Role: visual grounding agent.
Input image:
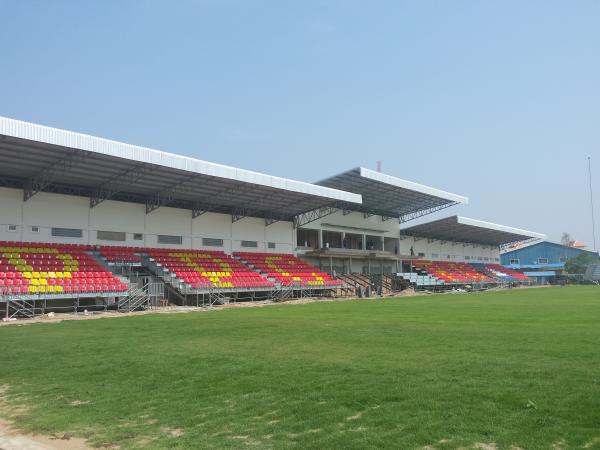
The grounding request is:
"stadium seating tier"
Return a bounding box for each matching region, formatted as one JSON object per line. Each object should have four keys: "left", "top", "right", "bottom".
{"left": 412, "top": 260, "right": 493, "bottom": 284}
{"left": 235, "top": 252, "right": 343, "bottom": 287}
{"left": 147, "top": 249, "right": 275, "bottom": 289}
{"left": 0, "top": 242, "right": 128, "bottom": 295}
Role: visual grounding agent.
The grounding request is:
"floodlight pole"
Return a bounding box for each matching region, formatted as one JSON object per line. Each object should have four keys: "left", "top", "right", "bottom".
{"left": 589, "top": 156, "right": 597, "bottom": 252}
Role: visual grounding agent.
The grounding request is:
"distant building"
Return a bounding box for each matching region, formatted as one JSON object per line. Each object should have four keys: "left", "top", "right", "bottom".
{"left": 501, "top": 241, "right": 598, "bottom": 268}
{"left": 501, "top": 241, "right": 599, "bottom": 284}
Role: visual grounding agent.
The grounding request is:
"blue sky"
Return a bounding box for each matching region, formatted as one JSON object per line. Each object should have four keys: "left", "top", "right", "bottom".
{"left": 1, "top": 0, "right": 599, "bottom": 248}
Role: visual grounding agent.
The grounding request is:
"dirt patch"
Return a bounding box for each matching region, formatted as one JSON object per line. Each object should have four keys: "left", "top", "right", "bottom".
{"left": 472, "top": 444, "right": 499, "bottom": 450}
{"left": 0, "top": 418, "right": 94, "bottom": 449}
{"left": 0, "top": 384, "right": 97, "bottom": 450}
{"left": 1, "top": 285, "right": 548, "bottom": 327}
{"left": 161, "top": 426, "right": 185, "bottom": 438}
{"left": 69, "top": 400, "right": 90, "bottom": 407}
{"left": 345, "top": 411, "right": 363, "bottom": 421}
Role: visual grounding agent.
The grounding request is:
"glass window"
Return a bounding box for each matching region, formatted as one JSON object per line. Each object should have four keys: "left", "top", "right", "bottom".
{"left": 202, "top": 238, "right": 223, "bottom": 247}
{"left": 157, "top": 235, "right": 182, "bottom": 245}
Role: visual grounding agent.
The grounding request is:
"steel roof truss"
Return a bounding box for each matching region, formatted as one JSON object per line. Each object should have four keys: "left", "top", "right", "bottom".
{"left": 23, "top": 149, "right": 90, "bottom": 201}
{"left": 90, "top": 163, "right": 159, "bottom": 208}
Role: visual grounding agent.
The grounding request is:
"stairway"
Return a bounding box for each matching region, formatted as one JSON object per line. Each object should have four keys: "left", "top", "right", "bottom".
{"left": 117, "top": 287, "right": 151, "bottom": 312}
{"left": 209, "top": 288, "right": 229, "bottom": 306}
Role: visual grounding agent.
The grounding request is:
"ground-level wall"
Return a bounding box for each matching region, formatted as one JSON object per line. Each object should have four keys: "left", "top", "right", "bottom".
{"left": 0, "top": 187, "right": 295, "bottom": 253}
{"left": 298, "top": 210, "right": 500, "bottom": 263}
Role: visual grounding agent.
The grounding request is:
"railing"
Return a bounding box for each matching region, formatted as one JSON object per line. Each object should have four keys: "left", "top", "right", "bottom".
{"left": 118, "top": 287, "right": 150, "bottom": 312}
{"left": 208, "top": 288, "right": 229, "bottom": 306}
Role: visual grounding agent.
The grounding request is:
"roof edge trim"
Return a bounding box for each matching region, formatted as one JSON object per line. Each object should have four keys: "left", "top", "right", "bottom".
{"left": 359, "top": 167, "right": 468, "bottom": 205}
{"left": 456, "top": 216, "right": 546, "bottom": 240}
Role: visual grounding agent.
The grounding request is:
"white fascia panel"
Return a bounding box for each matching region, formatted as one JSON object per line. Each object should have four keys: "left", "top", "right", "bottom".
{"left": 359, "top": 167, "right": 468, "bottom": 204}
{"left": 457, "top": 216, "right": 546, "bottom": 240}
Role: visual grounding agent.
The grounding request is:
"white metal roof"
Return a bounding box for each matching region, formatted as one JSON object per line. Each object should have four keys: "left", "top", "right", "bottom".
{"left": 401, "top": 215, "right": 546, "bottom": 246}
{"left": 316, "top": 167, "right": 468, "bottom": 221}
{"left": 0, "top": 116, "right": 361, "bottom": 221}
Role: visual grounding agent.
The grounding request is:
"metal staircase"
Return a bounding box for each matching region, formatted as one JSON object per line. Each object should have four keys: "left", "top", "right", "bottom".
{"left": 4, "top": 298, "right": 36, "bottom": 319}
{"left": 208, "top": 288, "right": 229, "bottom": 306}
{"left": 272, "top": 286, "right": 294, "bottom": 301}
{"left": 117, "top": 287, "right": 151, "bottom": 312}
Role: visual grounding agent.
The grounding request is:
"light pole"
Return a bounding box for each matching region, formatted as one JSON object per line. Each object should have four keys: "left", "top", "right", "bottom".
{"left": 589, "top": 156, "right": 597, "bottom": 252}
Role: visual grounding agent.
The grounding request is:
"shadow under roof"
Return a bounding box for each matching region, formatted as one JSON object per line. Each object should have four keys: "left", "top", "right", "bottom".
{"left": 0, "top": 117, "right": 361, "bottom": 222}
{"left": 315, "top": 167, "right": 468, "bottom": 221}
{"left": 401, "top": 216, "right": 546, "bottom": 246}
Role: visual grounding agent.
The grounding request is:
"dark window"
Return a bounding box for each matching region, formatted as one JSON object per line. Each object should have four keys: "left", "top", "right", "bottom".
{"left": 202, "top": 238, "right": 223, "bottom": 247}
{"left": 157, "top": 235, "right": 182, "bottom": 245}
{"left": 51, "top": 227, "right": 83, "bottom": 238}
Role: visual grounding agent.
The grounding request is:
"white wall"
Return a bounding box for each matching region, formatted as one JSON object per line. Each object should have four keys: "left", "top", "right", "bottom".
{"left": 399, "top": 235, "right": 500, "bottom": 263}
{"left": 300, "top": 210, "right": 400, "bottom": 249}
{"left": 296, "top": 210, "right": 500, "bottom": 262}
{"left": 0, "top": 186, "right": 500, "bottom": 261}
{"left": 0, "top": 187, "right": 294, "bottom": 253}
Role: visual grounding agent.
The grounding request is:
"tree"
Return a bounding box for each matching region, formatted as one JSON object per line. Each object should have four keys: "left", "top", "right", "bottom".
{"left": 561, "top": 232, "right": 573, "bottom": 246}
{"left": 564, "top": 252, "right": 599, "bottom": 274}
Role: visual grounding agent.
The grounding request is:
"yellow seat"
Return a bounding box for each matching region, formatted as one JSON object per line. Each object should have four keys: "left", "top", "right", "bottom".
{"left": 63, "top": 272, "right": 72, "bottom": 279}
{"left": 38, "top": 286, "right": 47, "bottom": 293}
{"left": 30, "top": 279, "right": 40, "bottom": 286}
{"left": 48, "top": 272, "right": 56, "bottom": 278}
{"left": 23, "top": 272, "right": 32, "bottom": 279}
{"left": 55, "top": 272, "right": 64, "bottom": 278}
{"left": 39, "top": 279, "right": 48, "bottom": 286}
{"left": 29, "top": 286, "right": 38, "bottom": 294}
{"left": 40, "top": 272, "right": 48, "bottom": 279}
{"left": 55, "top": 286, "right": 64, "bottom": 293}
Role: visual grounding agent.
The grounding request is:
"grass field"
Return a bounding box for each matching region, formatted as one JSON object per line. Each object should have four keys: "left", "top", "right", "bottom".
{"left": 1, "top": 286, "right": 600, "bottom": 449}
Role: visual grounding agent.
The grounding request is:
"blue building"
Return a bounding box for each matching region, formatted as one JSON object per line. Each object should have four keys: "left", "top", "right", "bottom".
{"left": 501, "top": 241, "right": 598, "bottom": 269}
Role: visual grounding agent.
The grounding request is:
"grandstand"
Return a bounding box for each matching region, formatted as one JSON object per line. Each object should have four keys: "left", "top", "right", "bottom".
{"left": 0, "top": 116, "right": 545, "bottom": 317}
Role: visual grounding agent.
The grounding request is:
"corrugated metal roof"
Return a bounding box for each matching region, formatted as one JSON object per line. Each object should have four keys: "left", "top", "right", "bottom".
{"left": 401, "top": 216, "right": 545, "bottom": 246}
{"left": 315, "top": 167, "right": 468, "bottom": 220}
{"left": 523, "top": 271, "right": 556, "bottom": 277}
{"left": 0, "top": 116, "right": 361, "bottom": 221}
{"left": 505, "top": 263, "right": 564, "bottom": 269}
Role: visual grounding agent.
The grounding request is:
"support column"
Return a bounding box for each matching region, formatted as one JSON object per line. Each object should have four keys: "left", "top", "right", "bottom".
{"left": 319, "top": 229, "right": 324, "bottom": 249}
{"left": 362, "top": 234, "right": 366, "bottom": 250}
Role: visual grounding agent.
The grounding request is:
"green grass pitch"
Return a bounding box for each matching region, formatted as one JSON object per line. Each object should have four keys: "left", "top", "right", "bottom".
{"left": 1, "top": 286, "right": 599, "bottom": 449}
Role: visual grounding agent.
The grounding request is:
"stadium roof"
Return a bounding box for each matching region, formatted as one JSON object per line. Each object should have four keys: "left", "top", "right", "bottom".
{"left": 0, "top": 116, "right": 361, "bottom": 223}
{"left": 400, "top": 216, "right": 546, "bottom": 246}
{"left": 315, "top": 167, "right": 468, "bottom": 221}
